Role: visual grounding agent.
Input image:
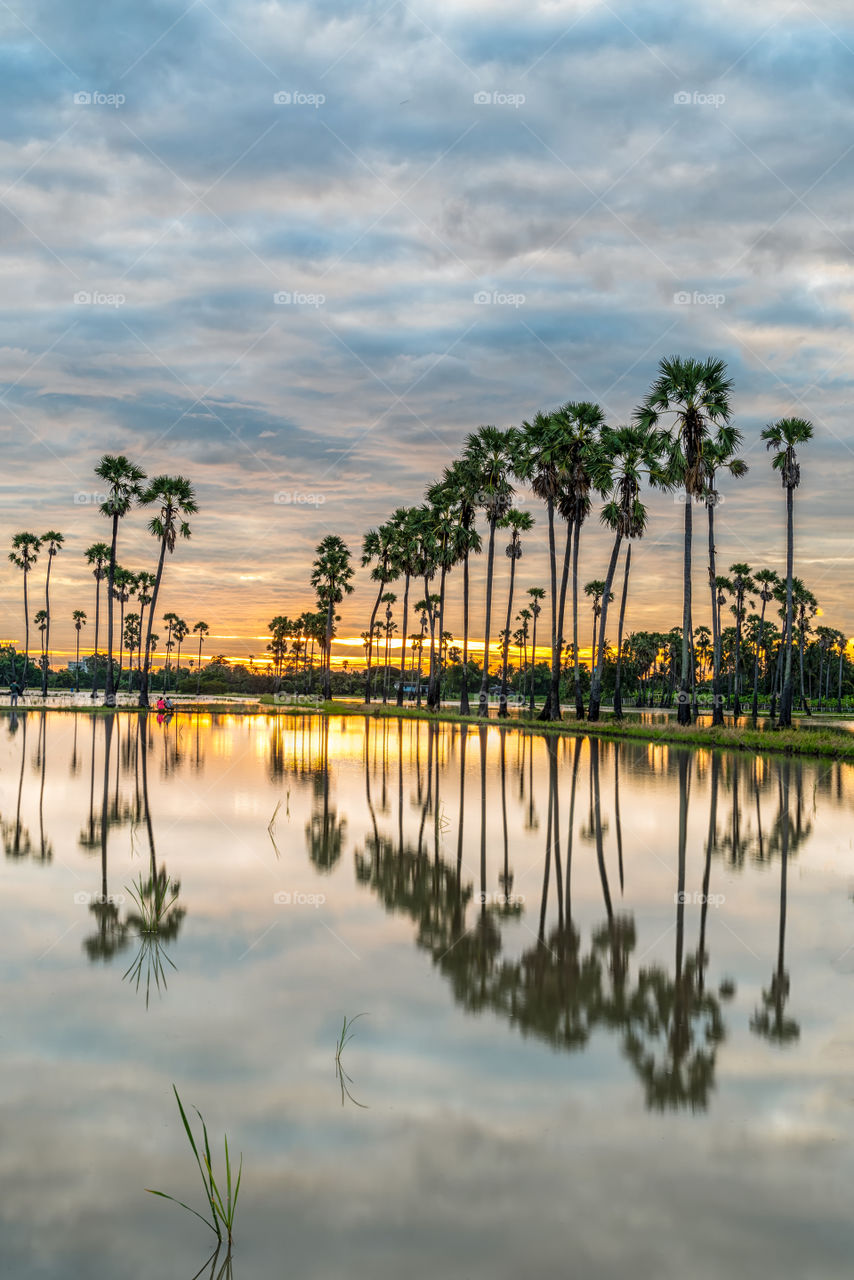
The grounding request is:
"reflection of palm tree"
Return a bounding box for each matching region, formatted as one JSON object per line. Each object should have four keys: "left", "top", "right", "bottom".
{"left": 621, "top": 752, "right": 730, "bottom": 1111}
{"left": 36, "top": 711, "right": 52, "bottom": 860}
{"left": 3, "top": 712, "right": 32, "bottom": 858}
{"left": 751, "top": 760, "right": 800, "bottom": 1044}
{"left": 84, "top": 716, "right": 131, "bottom": 962}
{"left": 305, "top": 719, "right": 346, "bottom": 871}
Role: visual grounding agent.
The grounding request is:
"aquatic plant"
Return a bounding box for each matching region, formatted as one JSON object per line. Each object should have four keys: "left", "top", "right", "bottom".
{"left": 147, "top": 1086, "right": 242, "bottom": 1246}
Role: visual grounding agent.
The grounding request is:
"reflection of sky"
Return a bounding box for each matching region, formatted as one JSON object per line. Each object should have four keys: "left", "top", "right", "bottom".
{"left": 0, "top": 712, "right": 853, "bottom": 1277}
{"left": 2, "top": 2, "right": 854, "bottom": 660}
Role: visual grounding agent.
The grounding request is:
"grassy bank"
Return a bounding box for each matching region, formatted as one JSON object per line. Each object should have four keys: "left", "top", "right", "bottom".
{"left": 4, "top": 695, "right": 854, "bottom": 762}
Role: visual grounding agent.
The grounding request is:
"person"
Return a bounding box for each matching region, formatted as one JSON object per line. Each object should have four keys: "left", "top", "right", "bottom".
{"left": 9, "top": 679, "right": 21, "bottom": 707}
{"left": 164, "top": 696, "right": 174, "bottom": 712}
{"left": 156, "top": 696, "right": 166, "bottom": 712}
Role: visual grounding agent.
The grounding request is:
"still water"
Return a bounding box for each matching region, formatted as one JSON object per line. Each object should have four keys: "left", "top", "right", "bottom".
{"left": 1, "top": 711, "right": 852, "bottom": 1278}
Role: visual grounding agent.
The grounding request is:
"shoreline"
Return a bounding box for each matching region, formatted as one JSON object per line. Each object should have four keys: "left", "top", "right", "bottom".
{"left": 3, "top": 695, "right": 854, "bottom": 762}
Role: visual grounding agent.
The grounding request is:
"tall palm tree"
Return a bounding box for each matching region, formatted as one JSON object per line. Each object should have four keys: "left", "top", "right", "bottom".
{"left": 701, "top": 426, "right": 748, "bottom": 724}
{"left": 123, "top": 613, "right": 140, "bottom": 689}
{"left": 8, "top": 533, "right": 41, "bottom": 689}
{"left": 759, "top": 417, "right": 813, "bottom": 727}
{"left": 137, "top": 476, "right": 197, "bottom": 709}
{"left": 173, "top": 618, "right": 189, "bottom": 688}
{"left": 84, "top": 542, "right": 110, "bottom": 699}
{"left": 463, "top": 426, "right": 514, "bottom": 715}
{"left": 94, "top": 455, "right": 146, "bottom": 705}
{"left": 751, "top": 569, "right": 778, "bottom": 720}
{"left": 497, "top": 509, "right": 534, "bottom": 716}
{"left": 527, "top": 586, "right": 545, "bottom": 714}
{"left": 584, "top": 580, "right": 612, "bottom": 693}
{"left": 193, "top": 621, "right": 209, "bottom": 695}
{"left": 588, "top": 423, "right": 662, "bottom": 720}
{"left": 636, "top": 356, "right": 734, "bottom": 724}
{"left": 39, "top": 531, "right": 64, "bottom": 697}
{"left": 133, "top": 571, "right": 156, "bottom": 680}
{"left": 361, "top": 520, "right": 398, "bottom": 704}
{"left": 72, "top": 609, "right": 87, "bottom": 693}
{"left": 311, "top": 535, "right": 354, "bottom": 701}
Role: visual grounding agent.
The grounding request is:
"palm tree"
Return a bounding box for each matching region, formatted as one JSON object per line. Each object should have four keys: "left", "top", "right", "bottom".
{"left": 39, "top": 531, "right": 64, "bottom": 697}
{"left": 193, "top": 621, "right": 209, "bottom": 695}
{"left": 361, "top": 520, "right": 398, "bottom": 704}
{"left": 94, "top": 455, "right": 147, "bottom": 705}
{"left": 636, "top": 356, "right": 734, "bottom": 724}
{"left": 123, "top": 613, "right": 140, "bottom": 689}
{"left": 133, "top": 571, "right": 156, "bottom": 680}
{"left": 34, "top": 609, "right": 48, "bottom": 681}
{"left": 701, "top": 426, "right": 748, "bottom": 724}
{"left": 161, "top": 611, "right": 179, "bottom": 691}
{"left": 752, "top": 569, "right": 778, "bottom": 720}
{"left": 759, "top": 417, "right": 814, "bottom": 727}
{"left": 728, "top": 563, "right": 754, "bottom": 718}
{"left": 389, "top": 506, "right": 427, "bottom": 708}
{"left": 72, "top": 609, "right": 87, "bottom": 692}
{"left": 173, "top": 617, "right": 189, "bottom": 688}
{"left": 380, "top": 592, "right": 397, "bottom": 703}
{"left": 584, "top": 580, "right": 611, "bottom": 687}
{"left": 497, "top": 509, "right": 534, "bottom": 716}
{"left": 8, "top": 533, "right": 41, "bottom": 689}
{"left": 84, "top": 542, "right": 110, "bottom": 699}
{"left": 588, "top": 423, "right": 662, "bottom": 720}
{"left": 311, "top": 535, "right": 354, "bottom": 701}
{"left": 792, "top": 578, "right": 817, "bottom": 714}
{"left": 463, "top": 426, "right": 514, "bottom": 715}
{"left": 527, "top": 586, "right": 545, "bottom": 714}
{"left": 137, "top": 476, "right": 197, "bottom": 708}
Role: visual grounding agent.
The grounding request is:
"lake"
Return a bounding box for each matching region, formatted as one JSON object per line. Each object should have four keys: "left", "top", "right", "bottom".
{"left": 1, "top": 710, "right": 852, "bottom": 1278}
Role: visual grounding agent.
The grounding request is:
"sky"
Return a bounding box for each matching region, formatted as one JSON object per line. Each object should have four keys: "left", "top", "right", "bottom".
{"left": 1, "top": 0, "right": 853, "bottom": 666}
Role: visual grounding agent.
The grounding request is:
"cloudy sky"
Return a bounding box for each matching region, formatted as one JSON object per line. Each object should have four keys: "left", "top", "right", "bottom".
{"left": 1, "top": 0, "right": 852, "bottom": 663}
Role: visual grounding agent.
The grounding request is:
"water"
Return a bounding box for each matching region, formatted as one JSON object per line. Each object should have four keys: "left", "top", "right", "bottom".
{"left": 1, "top": 710, "right": 852, "bottom": 1278}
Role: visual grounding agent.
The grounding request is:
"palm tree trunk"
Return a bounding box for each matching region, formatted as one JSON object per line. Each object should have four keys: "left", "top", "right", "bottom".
{"left": 139, "top": 537, "right": 167, "bottom": 708}
{"left": 460, "top": 552, "right": 471, "bottom": 714}
{"left": 613, "top": 544, "right": 631, "bottom": 720}
{"left": 538, "top": 498, "right": 558, "bottom": 720}
{"left": 498, "top": 550, "right": 517, "bottom": 717}
{"left": 397, "top": 572, "right": 410, "bottom": 707}
{"left": 478, "top": 518, "right": 497, "bottom": 715}
{"left": 838, "top": 645, "right": 844, "bottom": 713}
{"left": 365, "top": 580, "right": 384, "bottom": 704}
{"left": 572, "top": 519, "right": 585, "bottom": 720}
{"left": 91, "top": 577, "right": 101, "bottom": 698}
{"left": 589, "top": 532, "right": 622, "bottom": 720}
{"left": 780, "top": 486, "right": 795, "bottom": 727}
{"left": 42, "top": 555, "right": 53, "bottom": 697}
{"left": 529, "top": 608, "right": 538, "bottom": 715}
{"left": 75, "top": 628, "right": 81, "bottom": 693}
{"left": 104, "top": 514, "right": 119, "bottom": 705}
{"left": 678, "top": 494, "right": 693, "bottom": 725}
{"left": 545, "top": 520, "right": 572, "bottom": 721}
{"left": 22, "top": 567, "right": 30, "bottom": 690}
{"left": 752, "top": 597, "right": 768, "bottom": 721}
{"left": 429, "top": 565, "right": 447, "bottom": 710}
